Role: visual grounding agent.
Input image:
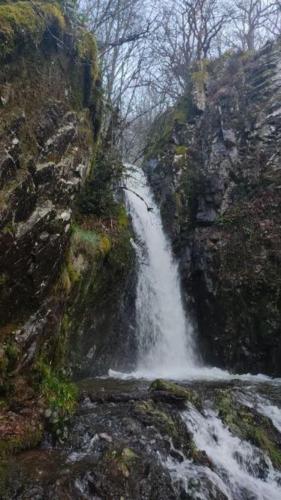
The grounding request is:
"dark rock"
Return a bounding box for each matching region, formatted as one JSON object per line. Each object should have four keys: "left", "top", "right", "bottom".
{"left": 145, "top": 39, "right": 281, "bottom": 376}
{"left": 34, "top": 162, "right": 55, "bottom": 185}
{"left": 0, "top": 153, "right": 17, "bottom": 188}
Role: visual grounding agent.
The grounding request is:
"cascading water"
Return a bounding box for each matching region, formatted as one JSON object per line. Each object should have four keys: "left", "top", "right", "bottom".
{"left": 110, "top": 167, "right": 275, "bottom": 382}
{"left": 108, "top": 167, "right": 281, "bottom": 499}
{"left": 166, "top": 405, "right": 281, "bottom": 500}
{"left": 123, "top": 167, "right": 198, "bottom": 378}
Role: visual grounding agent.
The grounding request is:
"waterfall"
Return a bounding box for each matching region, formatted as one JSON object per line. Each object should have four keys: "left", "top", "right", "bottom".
{"left": 109, "top": 167, "right": 277, "bottom": 382}
{"left": 116, "top": 168, "right": 281, "bottom": 499}
{"left": 123, "top": 168, "right": 199, "bottom": 378}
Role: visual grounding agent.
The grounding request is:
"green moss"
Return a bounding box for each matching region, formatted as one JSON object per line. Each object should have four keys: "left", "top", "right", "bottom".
{"left": 150, "top": 379, "right": 200, "bottom": 407}
{"left": 106, "top": 226, "right": 133, "bottom": 277}
{"left": 135, "top": 400, "right": 178, "bottom": 439}
{"left": 99, "top": 235, "right": 111, "bottom": 255}
{"left": 216, "top": 390, "right": 281, "bottom": 469}
{"left": 0, "top": 339, "right": 20, "bottom": 393}
{"left": 180, "top": 160, "right": 201, "bottom": 229}
{"left": 192, "top": 70, "right": 208, "bottom": 87}
{"left": 144, "top": 90, "right": 194, "bottom": 161}
{"left": 0, "top": 274, "right": 7, "bottom": 286}
{"left": 250, "top": 427, "right": 281, "bottom": 468}
{"left": 66, "top": 258, "right": 81, "bottom": 285}
{"left": 0, "top": 423, "right": 43, "bottom": 460}
{"left": 0, "top": 1, "right": 66, "bottom": 59}
{"left": 77, "top": 29, "right": 99, "bottom": 81}
{"left": 72, "top": 225, "right": 100, "bottom": 257}
{"left": 0, "top": 347, "right": 8, "bottom": 380}
{"left": 52, "top": 313, "right": 71, "bottom": 368}
{"left": 4, "top": 341, "right": 20, "bottom": 371}
{"left": 35, "top": 361, "right": 77, "bottom": 438}
{"left": 106, "top": 447, "right": 139, "bottom": 479}
{"left": 70, "top": 223, "right": 113, "bottom": 264}
{"left": 117, "top": 205, "right": 129, "bottom": 229}
{"left": 134, "top": 398, "right": 195, "bottom": 458}
{"left": 78, "top": 152, "right": 124, "bottom": 218}
{"left": 191, "top": 60, "right": 209, "bottom": 91}
{"left": 175, "top": 145, "right": 188, "bottom": 156}
{"left": 38, "top": 362, "right": 77, "bottom": 413}
{"left": 144, "top": 108, "right": 175, "bottom": 159}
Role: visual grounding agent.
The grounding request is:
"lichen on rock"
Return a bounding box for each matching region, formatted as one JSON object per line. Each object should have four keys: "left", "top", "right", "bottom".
{"left": 0, "top": 0, "right": 105, "bottom": 458}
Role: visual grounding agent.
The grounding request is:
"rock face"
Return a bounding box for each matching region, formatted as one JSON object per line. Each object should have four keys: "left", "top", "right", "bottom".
{"left": 0, "top": 1, "right": 136, "bottom": 456}
{"left": 0, "top": 3, "right": 99, "bottom": 330}
{"left": 145, "top": 41, "right": 281, "bottom": 376}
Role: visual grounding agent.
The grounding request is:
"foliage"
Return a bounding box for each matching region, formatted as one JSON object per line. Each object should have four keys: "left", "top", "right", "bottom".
{"left": 0, "top": 424, "right": 43, "bottom": 461}
{"left": 37, "top": 361, "right": 78, "bottom": 439}
{"left": 144, "top": 90, "right": 194, "bottom": 161}
{"left": 117, "top": 205, "right": 129, "bottom": 229}
{"left": 78, "top": 151, "right": 124, "bottom": 217}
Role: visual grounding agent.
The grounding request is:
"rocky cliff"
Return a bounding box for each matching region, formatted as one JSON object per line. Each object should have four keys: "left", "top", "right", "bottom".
{"left": 0, "top": 0, "right": 136, "bottom": 458}
{"left": 145, "top": 41, "right": 281, "bottom": 376}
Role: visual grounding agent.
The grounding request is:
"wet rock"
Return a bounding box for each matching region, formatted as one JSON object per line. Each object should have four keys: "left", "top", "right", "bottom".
{"left": 0, "top": 153, "right": 17, "bottom": 188}
{"left": 42, "top": 123, "right": 77, "bottom": 161}
{"left": 145, "top": 38, "right": 281, "bottom": 376}
{"left": 150, "top": 379, "right": 200, "bottom": 408}
{"left": 5, "top": 380, "right": 280, "bottom": 499}
{"left": 34, "top": 162, "right": 55, "bottom": 185}
{"left": 99, "top": 433, "right": 113, "bottom": 443}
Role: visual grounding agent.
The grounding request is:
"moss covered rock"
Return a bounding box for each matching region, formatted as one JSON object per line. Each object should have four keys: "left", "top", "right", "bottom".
{"left": 216, "top": 389, "right": 281, "bottom": 469}
{"left": 150, "top": 379, "right": 201, "bottom": 408}
{"left": 0, "top": 0, "right": 103, "bottom": 459}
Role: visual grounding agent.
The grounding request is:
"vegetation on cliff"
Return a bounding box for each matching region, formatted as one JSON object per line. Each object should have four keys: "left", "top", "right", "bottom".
{"left": 0, "top": 0, "right": 118, "bottom": 458}
{"left": 145, "top": 39, "right": 281, "bottom": 376}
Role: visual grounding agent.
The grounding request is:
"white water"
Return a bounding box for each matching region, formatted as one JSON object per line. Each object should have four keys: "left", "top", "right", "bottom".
{"left": 109, "top": 167, "right": 278, "bottom": 383}
{"left": 122, "top": 167, "right": 199, "bottom": 378}
{"left": 238, "top": 392, "right": 281, "bottom": 434}
{"left": 107, "top": 167, "right": 281, "bottom": 499}
{"left": 176, "top": 406, "right": 281, "bottom": 500}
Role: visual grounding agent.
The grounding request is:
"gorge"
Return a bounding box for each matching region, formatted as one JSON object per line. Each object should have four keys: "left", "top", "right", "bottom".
{"left": 1, "top": 1, "right": 281, "bottom": 499}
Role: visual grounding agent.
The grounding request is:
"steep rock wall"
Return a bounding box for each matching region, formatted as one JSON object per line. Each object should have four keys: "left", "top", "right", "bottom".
{"left": 145, "top": 41, "right": 281, "bottom": 375}
{"left": 0, "top": 1, "right": 136, "bottom": 457}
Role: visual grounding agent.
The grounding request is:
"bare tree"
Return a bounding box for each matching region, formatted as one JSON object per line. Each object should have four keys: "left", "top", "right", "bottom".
{"left": 145, "top": 0, "right": 230, "bottom": 101}
{"left": 81, "top": 0, "right": 155, "bottom": 128}
{"left": 75, "top": 0, "right": 281, "bottom": 159}
{"left": 264, "top": 0, "right": 281, "bottom": 36}
{"left": 228, "top": 0, "right": 279, "bottom": 51}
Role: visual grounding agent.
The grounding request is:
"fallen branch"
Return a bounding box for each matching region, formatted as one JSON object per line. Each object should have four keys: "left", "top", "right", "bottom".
{"left": 119, "top": 185, "right": 153, "bottom": 211}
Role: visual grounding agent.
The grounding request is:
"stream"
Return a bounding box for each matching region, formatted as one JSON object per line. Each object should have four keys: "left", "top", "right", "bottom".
{"left": 3, "top": 170, "right": 281, "bottom": 499}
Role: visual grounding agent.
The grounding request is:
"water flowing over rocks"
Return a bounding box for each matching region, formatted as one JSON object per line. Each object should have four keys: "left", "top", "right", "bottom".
{"left": 3, "top": 378, "right": 281, "bottom": 499}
